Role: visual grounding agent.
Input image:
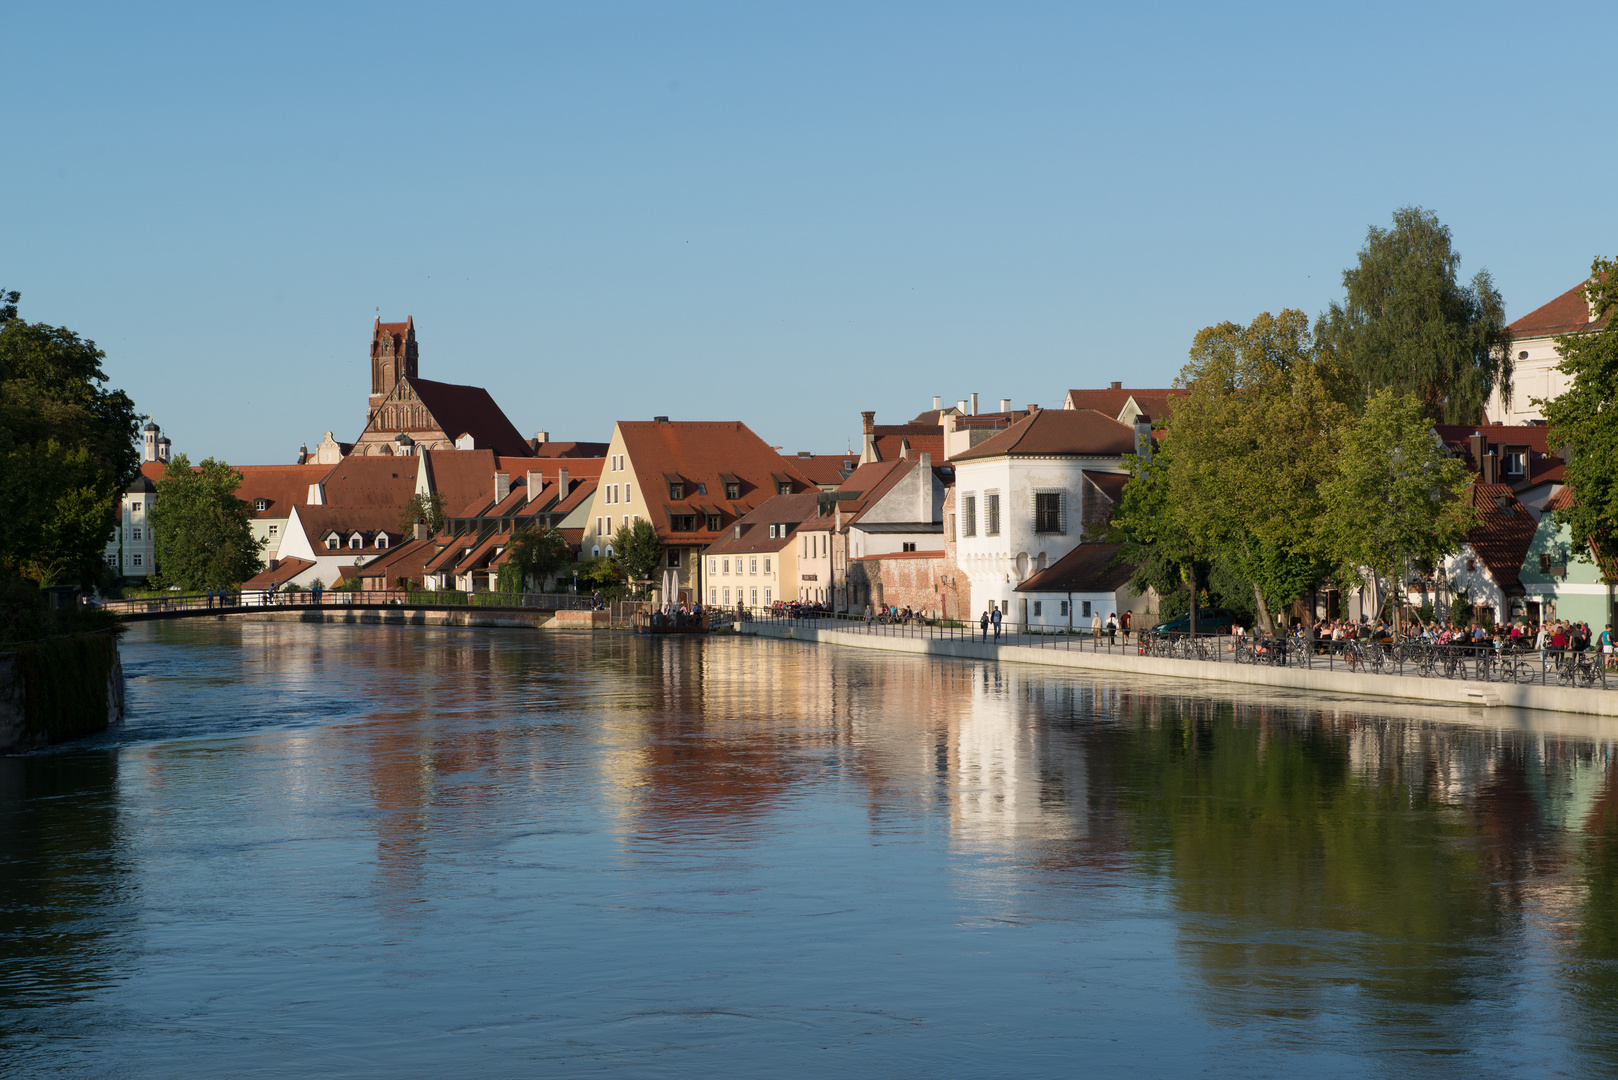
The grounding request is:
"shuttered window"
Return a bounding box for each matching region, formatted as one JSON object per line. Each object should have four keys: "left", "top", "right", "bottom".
{"left": 1034, "top": 491, "right": 1066, "bottom": 534}
{"left": 961, "top": 494, "right": 977, "bottom": 537}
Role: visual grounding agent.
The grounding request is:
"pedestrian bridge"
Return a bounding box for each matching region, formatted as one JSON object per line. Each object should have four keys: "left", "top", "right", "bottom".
{"left": 102, "top": 590, "right": 613, "bottom": 629}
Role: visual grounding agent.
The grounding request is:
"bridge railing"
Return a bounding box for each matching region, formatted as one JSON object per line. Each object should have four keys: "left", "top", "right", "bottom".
{"left": 100, "top": 589, "right": 595, "bottom": 616}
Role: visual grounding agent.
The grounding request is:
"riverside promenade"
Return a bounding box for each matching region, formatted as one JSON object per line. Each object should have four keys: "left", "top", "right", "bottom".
{"left": 737, "top": 619, "right": 1618, "bottom": 718}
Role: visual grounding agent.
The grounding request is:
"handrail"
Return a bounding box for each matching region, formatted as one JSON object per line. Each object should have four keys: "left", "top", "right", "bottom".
{"left": 98, "top": 589, "right": 596, "bottom": 616}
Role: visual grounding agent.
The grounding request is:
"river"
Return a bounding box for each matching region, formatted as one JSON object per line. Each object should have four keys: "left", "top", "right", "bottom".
{"left": 2, "top": 621, "right": 1616, "bottom": 1077}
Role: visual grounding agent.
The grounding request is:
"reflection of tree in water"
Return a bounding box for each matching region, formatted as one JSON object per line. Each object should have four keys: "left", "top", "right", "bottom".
{"left": 0, "top": 753, "right": 130, "bottom": 1030}
{"left": 1101, "top": 696, "right": 1526, "bottom": 1050}
{"left": 1568, "top": 759, "right": 1618, "bottom": 1070}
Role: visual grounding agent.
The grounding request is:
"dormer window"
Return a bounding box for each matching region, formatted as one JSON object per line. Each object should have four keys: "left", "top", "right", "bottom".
{"left": 254, "top": 498, "right": 268, "bottom": 512}
{"left": 768, "top": 524, "right": 777, "bottom": 538}
{"left": 1503, "top": 447, "right": 1528, "bottom": 478}
{"left": 706, "top": 514, "right": 722, "bottom": 532}
{"left": 377, "top": 534, "right": 389, "bottom": 549}
{"left": 777, "top": 481, "right": 791, "bottom": 496}
{"left": 725, "top": 482, "right": 741, "bottom": 500}
{"left": 669, "top": 482, "right": 685, "bottom": 500}
{"left": 326, "top": 535, "right": 339, "bottom": 551}
{"left": 350, "top": 535, "right": 363, "bottom": 550}
{"left": 696, "top": 482, "right": 708, "bottom": 495}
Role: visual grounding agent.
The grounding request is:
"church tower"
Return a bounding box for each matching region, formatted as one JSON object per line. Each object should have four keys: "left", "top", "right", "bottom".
{"left": 368, "top": 317, "right": 419, "bottom": 414}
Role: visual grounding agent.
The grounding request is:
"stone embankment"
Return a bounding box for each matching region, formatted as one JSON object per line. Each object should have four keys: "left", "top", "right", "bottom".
{"left": 0, "top": 634, "right": 125, "bottom": 754}
{"left": 737, "top": 622, "right": 1618, "bottom": 718}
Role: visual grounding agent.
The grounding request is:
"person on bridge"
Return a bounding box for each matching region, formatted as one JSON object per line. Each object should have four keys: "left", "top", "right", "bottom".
{"left": 980, "top": 609, "right": 990, "bottom": 642}
{"left": 991, "top": 606, "right": 1002, "bottom": 640}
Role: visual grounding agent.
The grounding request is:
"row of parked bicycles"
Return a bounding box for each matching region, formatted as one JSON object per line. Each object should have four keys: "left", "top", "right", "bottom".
{"left": 1140, "top": 634, "right": 1609, "bottom": 688}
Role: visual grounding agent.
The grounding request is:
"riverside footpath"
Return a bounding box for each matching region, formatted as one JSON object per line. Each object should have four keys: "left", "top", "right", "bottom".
{"left": 736, "top": 615, "right": 1618, "bottom": 719}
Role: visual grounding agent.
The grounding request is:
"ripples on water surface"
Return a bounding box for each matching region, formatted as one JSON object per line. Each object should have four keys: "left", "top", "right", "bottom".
{"left": 3, "top": 621, "right": 1617, "bottom": 1077}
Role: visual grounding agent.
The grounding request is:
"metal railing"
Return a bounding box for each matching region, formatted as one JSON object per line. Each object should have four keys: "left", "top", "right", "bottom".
{"left": 739, "top": 609, "right": 1615, "bottom": 690}
{"left": 100, "top": 589, "right": 596, "bottom": 616}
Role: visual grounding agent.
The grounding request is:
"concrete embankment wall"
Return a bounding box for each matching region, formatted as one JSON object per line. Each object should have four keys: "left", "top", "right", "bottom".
{"left": 737, "top": 622, "right": 1618, "bottom": 718}
{"left": 0, "top": 636, "right": 125, "bottom": 754}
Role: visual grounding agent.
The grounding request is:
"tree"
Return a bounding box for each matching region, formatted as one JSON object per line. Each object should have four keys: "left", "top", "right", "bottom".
{"left": 1542, "top": 258, "right": 1618, "bottom": 571}
{"left": 1104, "top": 440, "right": 1210, "bottom": 627}
{"left": 1170, "top": 310, "right": 1347, "bottom": 633}
{"left": 398, "top": 492, "right": 446, "bottom": 535}
{"left": 1318, "top": 389, "right": 1473, "bottom": 631}
{"left": 148, "top": 455, "right": 265, "bottom": 590}
{"left": 0, "top": 297, "right": 141, "bottom": 587}
{"left": 1318, "top": 206, "right": 1512, "bottom": 424}
{"left": 498, "top": 522, "right": 572, "bottom": 592}
{"left": 609, "top": 519, "right": 663, "bottom": 597}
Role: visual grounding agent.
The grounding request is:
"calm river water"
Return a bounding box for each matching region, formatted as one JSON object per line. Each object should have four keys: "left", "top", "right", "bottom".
{"left": 3, "top": 621, "right": 1617, "bottom": 1078}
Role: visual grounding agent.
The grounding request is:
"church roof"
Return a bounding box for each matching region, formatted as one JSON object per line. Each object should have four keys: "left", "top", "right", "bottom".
{"left": 407, "top": 377, "right": 532, "bottom": 458}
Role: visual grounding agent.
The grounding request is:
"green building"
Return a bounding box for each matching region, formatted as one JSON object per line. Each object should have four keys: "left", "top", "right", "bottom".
{"left": 1519, "top": 489, "right": 1615, "bottom": 628}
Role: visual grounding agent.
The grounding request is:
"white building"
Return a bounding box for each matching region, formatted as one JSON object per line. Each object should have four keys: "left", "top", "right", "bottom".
{"left": 950, "top": 408, "right": 1144, "bottom": 623}
{"left": 1487, "top": 277, "right": 1607, "bottom": 426}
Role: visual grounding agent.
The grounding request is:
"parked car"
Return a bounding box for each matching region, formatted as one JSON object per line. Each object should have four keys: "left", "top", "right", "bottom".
{"left": 1150, "top": 608, "right": 1238, "bottom": 636}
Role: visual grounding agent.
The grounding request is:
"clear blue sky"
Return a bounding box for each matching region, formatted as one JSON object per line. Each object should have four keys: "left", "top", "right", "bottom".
{"left": 6, "top": 2, "right": 1614, "bottom": 464}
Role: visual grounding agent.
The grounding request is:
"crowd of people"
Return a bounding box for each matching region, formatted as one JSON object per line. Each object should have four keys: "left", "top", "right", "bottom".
{"left": 1261, "top": 615, "right": 1616, "bottom": 667}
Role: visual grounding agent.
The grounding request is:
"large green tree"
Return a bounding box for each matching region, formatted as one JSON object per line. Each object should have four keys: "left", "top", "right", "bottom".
{"left": 1542, "top": 258, "right": 1618, "bottom": 571}
{"left": 0, "top": 296, "right": 141, "bottom": 587}
{"left": 497, "top": 522, "right": 573, "bottom": 592}
{"left": 609, "top": 518, "right": 664, "bottom": 598}
{"left": 1170, "top": 310, "right": 1347, "bottom": 633}
{"left": 1317, "top": 389, "right": 1473, "bottom": 630}
{"left": 1104, "top": 440, "right": 1212, "bottom": 627}
{"left": 148, "top": 455, "right": 265, "bottom": 590}
{"left": 1317, "top": 206, "right": 1512, "bottom": 424}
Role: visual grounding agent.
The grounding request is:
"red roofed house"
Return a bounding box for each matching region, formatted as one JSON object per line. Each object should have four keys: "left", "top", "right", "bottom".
{"left": 950, "top": 407, "right": 1147, "bottom": 626}
{"left": 1488, "top": 277, "right": 1608, "bottom": 426}
{"left": 1434, "top": 424, "right": 1565, "bottom": 521}
{"left": 584, "top": 417, "right": 815, "bottom": 605}
{"left": 351, "top": 317, "right": 535, "bottom": 458}
{"left": 700, "top": 492, "right": 825, "bottom": 611}
{"left": 1062, "top": 382, "right": 1187, "bottom": 429}
{"left": 1406, "top": 484, "right": 1539, "bottom": 626}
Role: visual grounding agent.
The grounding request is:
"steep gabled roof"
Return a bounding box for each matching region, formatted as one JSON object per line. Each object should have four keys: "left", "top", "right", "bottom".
{"left": 781, "top": 453, "right": 852, "bottom": 488}
{"left": 1465, "top": 483, "right": 1538, "bottom": 594}
{"left": 358, "top": 538, "right": 436, "bottom": 585}
{"left": 531, "top": 441, "right": 610, "bottom": 458}
{"left": 952, "top": 409, "right": 1136, "bottom": 461}
{"left": 1015, "top": 543, "right": 1135, "bottom": 594}
{"left": 1064, "top": 387, "right": 1187, "bottom": 423}
{"left": 702, "top": 493, "right": 824, "bottom": 555}
{"left": 407, "top": 376, "right": 533, "bottom": 458}
{"left": 1509, "top": 280, "right": 1608, "bottom": 338}
{"left": 293, "top": 505, "right": 404, "bottom": 553}
{"left": 617, "top": 420, "right": 814, "bottom": 541}
{"left": 420, "top": 448, "right": 499, "bottom": 517}
{"left": 233, "top": 464, "right": 330, "bottom": 518}
{"left": 242, "top": 557, "right": 316, "bottom": 590}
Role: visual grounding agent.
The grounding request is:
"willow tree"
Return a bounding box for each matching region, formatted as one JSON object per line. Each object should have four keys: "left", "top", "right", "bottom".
{"left": 1168, "top": 310, "right": 1346, "bottom": 634}
{"left": 1318, "top": 206, "right": 1512, "bottom": 424}
{"left": 1542, "top": 258, "right": 1618, "bottom": 569}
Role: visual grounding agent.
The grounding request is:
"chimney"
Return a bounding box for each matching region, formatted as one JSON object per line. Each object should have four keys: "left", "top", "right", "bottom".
{"left": 1133, "top": 414, "right": 1152, "bottom": 455}
{"left": 527, "top": 469, "right": 544, "bottom": 499}
{"left": 557, "top": 467, "right": 569, "bottom": 494}
{"left": 1483, "top": 450, "right": 1499, "bottom": 485}
{"left": 654, "top": 415, "right": 670, "bottom": 424}
{"left": 413, "top": 520, "right": 428, "bottom": 541}
{"left": 932, "top": 395, "right": 941, "bottom": 411}
{"left": 859, "top": 411, "right": 879, "bottom": 463}
{"left": 999, "top": 398, "right": 1011, "bottom": 413}
{"left": 1028, "top": 403, "right": 1041, "bottom": 413}
{"left": 970, "top": 393, "right": 979, "bottom": 415}
{"left": 797, "top": 451, "right": 812, "bottom": 458}
{"left": 861, "top": 410, "right": 876, "bottom": 435}
{"left": 298, "top": 443, "right": 308, "bottom": 464}
{"left": 494, "top": 472, "right": 510, "bottom": 503}
{"left": 1110, "top": 381, "right": 1122, "bottom": 390}
{"left": 1468, "top": 431, "right": 1486, "bottom": 473}
{"left": 956, "top": 399, "right": 969, "bottom": 413}
{"left": 307, "top": 482, "right": 326, "bottom": 505}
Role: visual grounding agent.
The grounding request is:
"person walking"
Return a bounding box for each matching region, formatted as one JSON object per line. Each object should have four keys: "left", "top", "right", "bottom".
{"left": 980, "top": 609, "right": 990, "bottom": 642}
{"left": 1091, "top": 610, "right": 1103, "bottom": 644}
{"left": 1106, "top": 611, "right": 1117, "bottom": 648}
{"left": 864, "top": 603, "right": 873, "bottom": 632}
{"left": 991, "top": 606, "right": 1002, "bottom": 641}
{"left": 1120, "top": 609, "right": 1131, "bottom": 644}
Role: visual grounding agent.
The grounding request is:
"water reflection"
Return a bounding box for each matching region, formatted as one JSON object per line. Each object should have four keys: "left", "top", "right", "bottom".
{"left": 1, "top": 622, "right": 1615, "bottom": 1076}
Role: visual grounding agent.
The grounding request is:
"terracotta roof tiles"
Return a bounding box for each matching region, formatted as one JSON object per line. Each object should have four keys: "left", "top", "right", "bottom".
{"left": 952, "top": 409, "right": 1137, "bottom": 461}
{"left": 1508, "top": 280, "right": 1607, "bottom": 338}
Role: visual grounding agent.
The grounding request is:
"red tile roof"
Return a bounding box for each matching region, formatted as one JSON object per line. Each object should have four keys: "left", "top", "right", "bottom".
{"left": 617, "top": 420, "right": 814, "bottom": 541}
{"left": 1064, "top": 388, "right": 1187, "bottom": 422}
{"left": 1014, "top": 543, "right": 1134, "bottom": 594}
{"left": 242, "top": 557, "right": 315, "bottom": 589}
{"left": 317, "top": 456, "right": 419, "bottom": 508}
{"left": 952, "top": 409, "right": 1137, "bottom": 460}
{"left": 782, "top": 453, "right": 854, "bottom": 487}
{"left": 1464, "top": 484, "right": 1538, "bottom": 593}
{"left": 233, "top": 464, "right": 330, "bottom": 518}
{"left": 1434, "top": 424, "right": 1565, "bottom": 492}
{"left": 1508, "top": 280, "right": 1607, "bottom": 338}
{"left": 531, "top": 441, "right": 610, "bottom": 458}
{"left": 358, "top": 538, "right": 436, "bottom": 587}
{"left": 407, "top": 377, "right": 533, "bottom": 458}
{"left": 420, "top": 448, "right": 498, "bottom": 517}
{"left": 702, "top": 493, "right": 825, "bottom": 555}
{"left": 293, "top": 505, "right": 404, "bottom": 553}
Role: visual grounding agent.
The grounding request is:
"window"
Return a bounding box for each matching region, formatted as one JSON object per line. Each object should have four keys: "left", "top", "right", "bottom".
{"left": 763, "top": 557, "right": 771, "bottom": 574}
{"left": 377, "top": 535, "right": 388, "bottom": 549}
{"left": 623, "top": 516, "right": 630, "bottom": 530}
{"left": 777, "top": 481, "right": 791, "bottom": 496}
{"left": 696, "top": 482, "right": 708, "bottom": 495}
{"left": 671, "top": 514, "right": 695, "bottom": 531}
{"left": 1060, "top": 600, "right": 1069, "bottom": 616}
{"left": 768, "top": 524, "right": 777, "bottom": 539}
{"left": 132, "top": 554, "right": 143, "bottom": 567}
{"left": 669, "top": 481, "right": 685, "bottom": 500}
{"left": 706, "top": 514, "right": 722, "bottom": 532}
{"left": 131, "top": 501, "right": 141, "bottom": 514}
{"left": 267, "top": 525, "right": 278, "bottom": 538}
{"left": 326, "top": 536, "right": 339, "bottom": 551}
{"left": 254, "top": 498, "right": 268, "bottom": 512}
{"left": 1033, "top": 601, "right": 1042, "bottom": 616}
{"left": 764, "top": 588, "right": 771, "bottom": 605}
{"left": 132, "top": 527, "right": 142, "bottom": 541}
{"left": 750, "top": 588, "right": 758, "bottom": 606}
{"left": 1503, "top": 448, "right": 1527, "bottom": 477}
{"left": 985, "top": 491, "right": 1000, "bottom": 536}
{"left": 625, "top": 484, "right": 632, "bottom": 503}
{"left": 723, "top": 587, "right": 730, "bottom": 604}
{"left": 1034, "top": 491, "right": 1066, "bottom": 534}
{"left": 350, "top": 536, "right": 363, "bottom": 550}
{"left": 667, "top": 548, "right": 681, "bottom": 567}
{"left": 709, "top": 558, "right": 718, "bottom": 574}
{"left": 725, "top": 482, "right": 741, "bottom": 500}
{"left": 749, "top": 558, "right": 757, "bottom": 575}
{"left": 902, "top": 542, "right": 916, "bottom": 552}
{"left": 1466, "top": 557, "right": 1476, "bottom": 572}
{"left": 961, "top": 494, "right": 977, "bottom": 537}
{"left": 1082, "top": 600, "right": 1091, "bottom": 618}
{"left": 106, "top": 553, "right": 119, "bottom": 567}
